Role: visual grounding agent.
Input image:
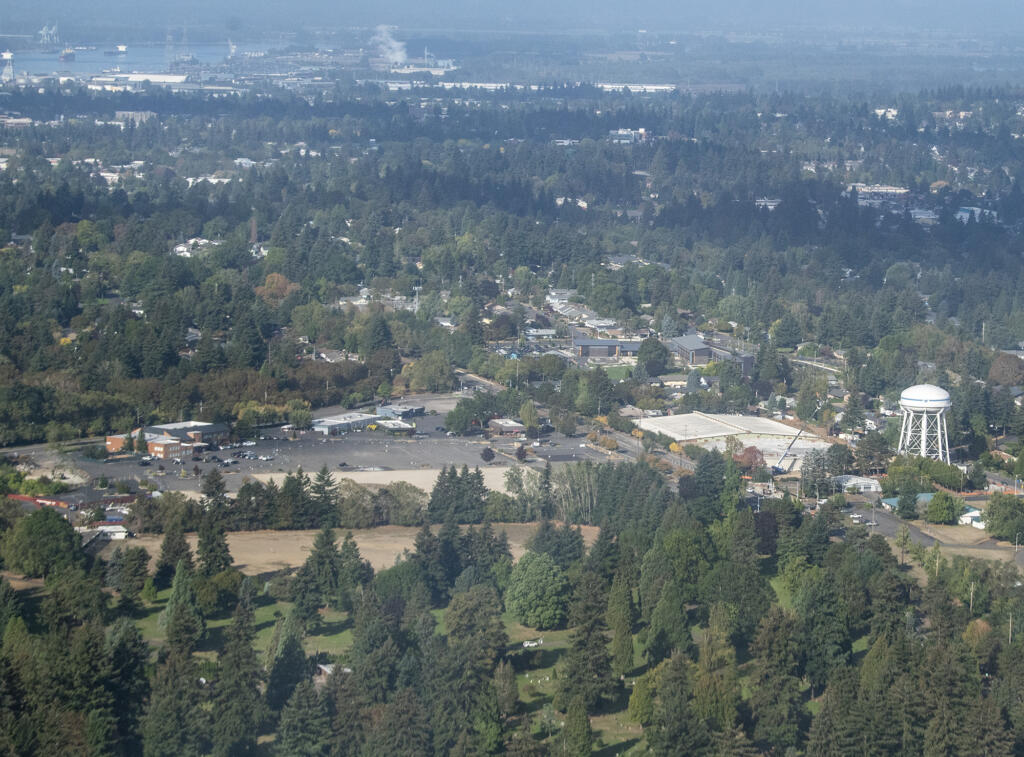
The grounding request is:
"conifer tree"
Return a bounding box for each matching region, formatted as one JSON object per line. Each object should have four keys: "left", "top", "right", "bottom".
{"left": 957, "top": 695, "right": 1013, "bottom": 756}
{"left": 494, "top": 659, "right": 519, "bottom": 717}
{"left": 211, "top": 584, "right": 265, "bottom": 756}
{"left": 645, "top": 653, "right": 709, "bottom": 756}
{"left": 266, "top": 613, "right": 307, "bottom": 711}
{"left": 154, "top": 522, "right": 192, "bottom": 589}
{"left": 560, "top": 696, "right": 593, "bottom": 756}
{"left": 161, "top": 559, "right": 204, "bottom": 654}
{"left": 556, "top": 573, "right": 616, "bottom": 711}
{"left": 142, "top": 650, "right": 208, "bottom": 757}
{"left": 291, "top": 526, "right": 341, "bottom": 626}
{"left": 105, "top": 617, "right": 150, "bottom": 755}
{"left": 197, "top": 513, "right": 232, "bottom": 578}
{"left": 337, "top": 530, "right": 372, "bottom": 610}
{"left": 607, "top": 569, "right": 636, "bottom": 676}
{"left": 276, "top": 680, "right": 330, "bottom": 757}
{"left": 691, "top": 604, "right": 741, "bottom": 735}
{"left": 361, "top": 688, "right": 433, "bottom": 757}
{"left": 712, "top": 725, "right": 760, "bottom": 757}
{"left": 310, "top": 465, "right": 338, "bottom": 526}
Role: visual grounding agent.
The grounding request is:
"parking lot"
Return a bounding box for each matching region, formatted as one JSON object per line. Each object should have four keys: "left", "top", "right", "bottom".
{"left": 72, "top": 423, "right": 610, "bottom": 495}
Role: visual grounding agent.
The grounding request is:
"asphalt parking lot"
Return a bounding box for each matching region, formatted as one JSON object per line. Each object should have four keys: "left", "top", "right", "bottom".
{"left": 73, "top": 424, "right": 610, "bottom": 494}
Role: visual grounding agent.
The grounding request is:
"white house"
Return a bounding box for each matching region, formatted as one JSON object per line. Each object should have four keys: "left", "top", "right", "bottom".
{"left": 959, "top": 507, "right": 985, "bottom": 530}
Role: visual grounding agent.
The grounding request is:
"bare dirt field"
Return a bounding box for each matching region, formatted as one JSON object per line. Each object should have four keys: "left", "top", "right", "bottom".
{"left": 115, "top": 522, "right": 600, "bottom": 575}
{"left": 162, "top": 465, "right": 516, "bottom": 501}
{"left": 916, "top": 523, "right": 991, "bottom": 546}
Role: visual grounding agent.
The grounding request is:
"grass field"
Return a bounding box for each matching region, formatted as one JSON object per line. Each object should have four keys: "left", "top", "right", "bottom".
{"left": 603, "top": 365, "right": 633, "bottom": 382}
{"left": 134, "top": 587, "right": 353, "bottom": 658}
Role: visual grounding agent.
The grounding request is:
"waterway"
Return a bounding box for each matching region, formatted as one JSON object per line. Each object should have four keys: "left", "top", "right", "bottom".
{"left": 4, "top": 43, "right": 261, "bottom": 78}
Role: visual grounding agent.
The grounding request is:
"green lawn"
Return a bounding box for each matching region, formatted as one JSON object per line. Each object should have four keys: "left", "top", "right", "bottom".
{"left": 134, "top": 591, "right": 353, "bottom": 658}
{"left": 604, "top": 365, "right": 633, "bottom": 381}
{"left": 770, "top": 575, "right": 794, "bottom": 610}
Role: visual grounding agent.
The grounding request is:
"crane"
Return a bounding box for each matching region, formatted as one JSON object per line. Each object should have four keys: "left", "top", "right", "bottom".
{"left": 773, "top": 396, "right": 828, "bottom": 474}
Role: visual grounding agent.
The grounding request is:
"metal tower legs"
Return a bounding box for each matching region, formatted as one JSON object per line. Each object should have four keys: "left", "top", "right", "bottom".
{"left": 897, "top": 409, "right": 950, "bottom": 464}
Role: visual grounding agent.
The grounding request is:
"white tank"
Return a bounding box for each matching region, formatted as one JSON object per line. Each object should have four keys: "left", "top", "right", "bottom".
{"left": 897, "top": 384, "right": 951, "bottom": 463}
{"left": 899, "top": 384, "right": 951, "bottom": 412}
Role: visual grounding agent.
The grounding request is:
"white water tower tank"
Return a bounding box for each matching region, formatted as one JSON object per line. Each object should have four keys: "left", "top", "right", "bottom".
{"left": 896, "top": 384, "right": 951, "bottom": 463}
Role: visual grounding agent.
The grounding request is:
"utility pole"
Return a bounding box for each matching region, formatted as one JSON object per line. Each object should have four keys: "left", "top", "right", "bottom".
{"left": 969, "top": 581, "right": 975, "bottom": 614}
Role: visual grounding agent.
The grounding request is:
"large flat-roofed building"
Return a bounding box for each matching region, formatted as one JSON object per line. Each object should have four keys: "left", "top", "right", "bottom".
{"left": 312, "top": 412, "right": 380, "bottom": 435}
{"left": 574, "top": 338, "right": 621, "bottom": 358}
{"left": 377, "top": 418, "right": 416, "bottom": 434}
{"left": 667, "top": 334, "right": 754, "bottom": 377}
{"left": 489, "top": 418, "right": 526, "bottom": 436}
{"left": 376, "top": 404, "right": 425, "bottom": 419}
{"left": 668, "top": 334, "right": 713, "bottom": 366}
{"left": 105, "top": 421, "right": 231, "bottom": 459}
{"left": 636, "top": 412, "right": 830, "bottom": 472}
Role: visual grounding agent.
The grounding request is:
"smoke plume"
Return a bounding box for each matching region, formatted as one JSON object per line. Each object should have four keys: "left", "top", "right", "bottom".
{"left": 371, "top": 25, "right": 407, "bottom": 66}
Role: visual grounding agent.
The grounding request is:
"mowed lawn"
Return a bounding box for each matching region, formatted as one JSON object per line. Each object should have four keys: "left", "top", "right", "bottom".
{"left": 135, "top": 588, "right": 352, "bottom": 658}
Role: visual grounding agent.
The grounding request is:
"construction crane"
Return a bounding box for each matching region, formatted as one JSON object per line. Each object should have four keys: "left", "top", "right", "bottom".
{"left": 773, "top": 397, "right": 828, "bottom": 474}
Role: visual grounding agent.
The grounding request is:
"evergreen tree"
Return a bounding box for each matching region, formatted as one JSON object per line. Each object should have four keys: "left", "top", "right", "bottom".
{"left": 197, "top": 514, "right": 232, "bottom": 577}
{"left": 957, "top": 695, "right": 1013, "bottom": 756}
{"left": 291, "top": 526, "right": 341, "bottom": 626}
{"left": 445, "top": 584, "right": 508, "bottom": 673}
{"left": 797, "top": 573, "right": 850, "bottom": 694}
{"left": 607, "top": 569, "right": 636, "bottom": 676}
{"left": 142, "top": 651, "right": 208, "bottom": 757}
{"left": 210, "top": 584, "right": 265, "bottom": 756}
{"left": 560, "top": 696, "right": 593, "bottom": 756}
{"left": 556, "top": 573, "right": 616, "bottom": 712}
{"left": 202, "top": 468, "right": 229, "bottom": 510}
{"left": 923, "top": 696, "right": 959, "bottom": 757}
{"left": 805, "top": 667, "right": 861, "bottom": 757}
{"left": 105, "top": 618, "right": 150, "bottom": 755}
{"left": 361, "top": 688, "right": 433, "bottom": 757}
{"left": 494, "top": 659, "right": 519, "bottom": 717}
{"left": 161, "top": 559, "right": 204, "bottom": 654}
{"left": 310, "top": 466, "right": 338, "bottom": 526}
{"left": 266, "top": 614, "right": 307, "bottom": 711}
{"left": 337, "top": 531, "right": 372, "bottom": 611}
{"left": 645, "top": 653, "right": 709, "bottom": 756}
{"left": 276, "top": 680, "right": 330, "bottom": 757}
{"left": 155, "top": 521, "right": 192, "bottom": 589}
{"left": 713, "top": 725, "right": 760, "bottom": 757}
{"left": 749, "top": 608, "right": 803, "bottom": 753}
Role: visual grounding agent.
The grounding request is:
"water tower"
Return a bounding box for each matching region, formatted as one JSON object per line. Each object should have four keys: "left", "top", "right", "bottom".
{"left": 896, "top": 384, "right": 951, "bottom": 464}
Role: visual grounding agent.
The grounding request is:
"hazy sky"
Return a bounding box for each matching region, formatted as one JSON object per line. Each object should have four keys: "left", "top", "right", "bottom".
{"left": 6, "top": 0, "right": 1024, "bottom": 39}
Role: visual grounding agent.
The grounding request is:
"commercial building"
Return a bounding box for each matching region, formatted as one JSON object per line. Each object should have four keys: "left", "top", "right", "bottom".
{"left": 312, "top": 413, "right": 380, "bottom": 435}
{"left": 106, "top": 421, "right": 231, "bottom": 459}
{"left": 377, "top": 419, "right": 416, "bottom": 435}
{"left": 489, "top": 418, "right": 526, "bottom": 436}
{"left": 376, "top": 404, "right": 425, "bottom": 419}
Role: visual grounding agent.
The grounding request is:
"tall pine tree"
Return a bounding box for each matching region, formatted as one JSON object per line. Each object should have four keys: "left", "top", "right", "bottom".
{"left": 210, "top": 583, "right": 265, "bottom": 756}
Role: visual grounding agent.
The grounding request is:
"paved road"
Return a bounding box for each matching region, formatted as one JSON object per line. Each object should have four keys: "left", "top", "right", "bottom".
{"left": 847, "top": 502, "right": 1024, "bottom": 569}
{"left": 848, "top": 503, "right": 935, "bottom": 547}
